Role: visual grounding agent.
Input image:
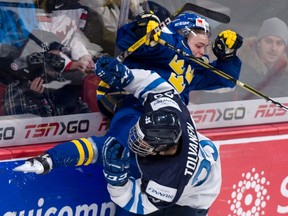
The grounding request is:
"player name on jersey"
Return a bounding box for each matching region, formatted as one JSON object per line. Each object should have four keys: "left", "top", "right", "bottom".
{"left": 184, "top": 122, "right": 199, "bottom": 176}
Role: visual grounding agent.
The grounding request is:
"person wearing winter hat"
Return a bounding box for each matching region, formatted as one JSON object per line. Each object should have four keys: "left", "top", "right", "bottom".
{"left": 194, "top": 17, "right": 288, "bottom": 102}
{"left": 255, "top": 17, "right": 288, "bottom": 68}
{"left": 233, "top": 17, "right": 288, "bottom": 100}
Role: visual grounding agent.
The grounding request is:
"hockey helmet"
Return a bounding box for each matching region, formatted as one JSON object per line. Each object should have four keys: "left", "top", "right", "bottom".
{"left": 169, "top": 12, "right": 210, "bottom": 37}
{"left": 128, "top": 110, "right": 182, "bottom": 156}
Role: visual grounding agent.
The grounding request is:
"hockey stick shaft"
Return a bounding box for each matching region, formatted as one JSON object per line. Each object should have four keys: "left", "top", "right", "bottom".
{"left": 116, "top": 3, "right": 230, "bottom": 62}
{"left": 157, "top": 38, "right": 288, "bottom": 111}
{"left": 116, "top": 3, "right": 189, "bottom": 62}
{"left": 185, "top": 2, "right": 230, "bottom": 23}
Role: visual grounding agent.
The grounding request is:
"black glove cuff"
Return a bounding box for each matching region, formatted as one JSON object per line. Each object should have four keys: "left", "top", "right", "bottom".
{"left": 28, "top": 153, "right": 52, "bottom": 175}
{"left": 212, "top": 37, "right": 238, "bottom": 61}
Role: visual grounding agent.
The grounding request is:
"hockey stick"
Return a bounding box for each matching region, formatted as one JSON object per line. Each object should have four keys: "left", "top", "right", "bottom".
{"left": 116, "top": 3, "right": 230, "bottom": 62}
{"left": 157, "top": 38, "right": 288, "bottom": 111}
{"left": 185, "top": 2, "right": 230, "bottom": 23}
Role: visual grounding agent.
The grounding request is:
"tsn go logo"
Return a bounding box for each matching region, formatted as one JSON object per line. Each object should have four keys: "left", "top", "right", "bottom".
{"left": 24, "top": 120, "right": 90, "bottom": 139}
{"left": 0, "top": 127, "right": 15, "bottom": 140}
{"left": 192, "top": 107, "right": 246, "bottom": 123}
{"left": 0, "top": 120, "right": 90, "bottom": 140}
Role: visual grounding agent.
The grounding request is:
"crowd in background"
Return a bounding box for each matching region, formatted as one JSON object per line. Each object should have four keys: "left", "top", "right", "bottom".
{"left": 1, "top": 0, "right": 288, "bottom": 118}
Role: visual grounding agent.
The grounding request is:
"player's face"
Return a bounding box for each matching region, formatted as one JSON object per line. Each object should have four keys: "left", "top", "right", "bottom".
{"left": 187, "top": 33, "right": 210, "bottom": 58}
{"left": 257, "top": 36, "right": 286, "bottom": 65}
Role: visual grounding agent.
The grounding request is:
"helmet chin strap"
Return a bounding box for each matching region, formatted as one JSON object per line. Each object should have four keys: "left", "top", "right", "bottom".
{"left": 188, "top": 27, "right": 197, "bottom": 37}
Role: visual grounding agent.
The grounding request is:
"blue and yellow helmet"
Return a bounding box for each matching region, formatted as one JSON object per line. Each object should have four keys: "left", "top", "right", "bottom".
{"left": 169, "top": 13, "right": 210, "bottom": 37}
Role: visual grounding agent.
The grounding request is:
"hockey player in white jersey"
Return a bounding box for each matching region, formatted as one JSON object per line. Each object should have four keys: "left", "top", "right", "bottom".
{"left": 97, "top": 57, "right": 221, "bottom": 215}
{"left": 14, "top": 57, "right": 221, "bottom": 215}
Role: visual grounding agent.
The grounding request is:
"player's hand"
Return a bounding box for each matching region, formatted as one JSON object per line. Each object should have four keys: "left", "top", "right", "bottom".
{"left": 102, "top": 137, "right": 130, "bottom": 186}
{"left": 80, "top": 55, "right": 95, "bottom": 72}
{"left": 69, "top": 58, "right": 91, "bottom": 73}
{"left": 95, "top": 56, "right": 134, "bottom": 89}
{"left": 134, "top": 13, "right": 161, "bottom": 46}
{"left": 13, "top": 153, "right": 53, "bottom": 175}
{"left": 212, "top": 30, "right": 243, "bottom": 61}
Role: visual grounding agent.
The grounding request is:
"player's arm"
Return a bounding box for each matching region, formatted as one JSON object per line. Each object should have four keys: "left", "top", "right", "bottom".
{"left": 13, "top": 57, "right": 174, "bottom": 174}
{"left": 108, "top": 178, "right": 160, "bottom": 214}
{"left": 13, "top": 135, "right": 103, "bottom": 174}
{"left": 95, "top": 56, "right": 177, "bottom": 102}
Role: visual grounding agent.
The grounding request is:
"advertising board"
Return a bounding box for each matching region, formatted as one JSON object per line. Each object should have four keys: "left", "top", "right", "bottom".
{"left": 1, "top": 134, "right": 287, "bottom": 215}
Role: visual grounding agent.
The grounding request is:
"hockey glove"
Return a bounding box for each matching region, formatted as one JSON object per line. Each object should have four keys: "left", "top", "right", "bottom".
{"left": 133, "top": 13, "right": 161, "bottom": 46}
{"left": 13, "top": 153, "right": 53, "bottom": 174}
{"left": 102, "top": 137, "right": 130, "bottom": 186}
{"left": 95, "top": 56, "right": 134, "bottom": 89}
{"left": 212, "top": 30, "right": 243, "bottom": 61}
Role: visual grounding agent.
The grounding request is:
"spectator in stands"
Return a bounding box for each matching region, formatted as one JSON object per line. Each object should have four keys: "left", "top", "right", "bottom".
{"left": 0, "top": 6, "right": 91, "bottom": 116}
{"left": 190, "top": 17, "right": 288, "bottom": 103}
{"left": 236, "top": 17, "right": 288, "bottom": 100}
{"left": 2, "top": 44, "right": 91, "bottom": 117}
{"left": 40, "top": 0, "right": 96, "bottom": 69}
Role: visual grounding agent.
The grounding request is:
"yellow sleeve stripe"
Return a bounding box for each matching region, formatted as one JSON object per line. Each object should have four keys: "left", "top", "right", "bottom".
{"left": 72, "top": 139, "right": 85, "bottom": 166}
{"left": 99, "top": 81, "right": 110, "bottom": 88}
{"left": 97, "top": 90, "right": 106, "bottom": 95}
{"left": 80, "top": 138, "right": 94, "bottom": 165}
{"left": 97, "top": 81, "right": 111, "bottom": 95}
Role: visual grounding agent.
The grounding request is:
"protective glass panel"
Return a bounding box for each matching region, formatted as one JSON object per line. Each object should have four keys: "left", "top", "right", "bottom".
{"left": 0, "top": 0, "right": 288, "bottom": 146}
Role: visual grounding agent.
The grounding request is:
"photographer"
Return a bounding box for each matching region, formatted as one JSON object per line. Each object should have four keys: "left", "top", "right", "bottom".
{"left": 1, "top": 40, "right": 91, "bottom": 117}
{"left": 8, "top": 51, "right": 95, "bottom": 117}
{"left": 0, "top": 6, "right": 93, "bottom": 117}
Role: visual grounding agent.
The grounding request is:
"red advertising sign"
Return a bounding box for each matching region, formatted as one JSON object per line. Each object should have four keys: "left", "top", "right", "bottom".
{"left": 210, "top": 139, "right": 288, "bottom": 215}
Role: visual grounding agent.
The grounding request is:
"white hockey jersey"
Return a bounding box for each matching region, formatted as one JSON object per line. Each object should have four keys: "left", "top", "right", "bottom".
{"left": 107, "top": 69, "right": 222, "bottom": 215}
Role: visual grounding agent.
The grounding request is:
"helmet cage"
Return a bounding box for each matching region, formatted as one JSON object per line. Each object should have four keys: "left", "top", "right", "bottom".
{"left": 128, "top": 121, "right": 157, "bottom": 157}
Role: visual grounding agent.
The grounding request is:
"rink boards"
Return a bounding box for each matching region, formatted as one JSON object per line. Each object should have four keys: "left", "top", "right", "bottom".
{"left": 0, "top": 101, "right": 288, "bottom": 215}
{"left": 0, "top": 124, "right": 287, "bottom": 215}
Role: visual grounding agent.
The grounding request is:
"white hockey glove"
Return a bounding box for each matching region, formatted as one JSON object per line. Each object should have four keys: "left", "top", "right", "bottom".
{"left": 102, "top": 137, "right": 130, "bottom": 186}
{"left": 95, "top": 56, "right": 134, "bottom": 89}
{"left": 212, "top": 30, "right": 243, "bottom": 61}
{"left": 13, "top": 153, "right": 53, "bottom": 174}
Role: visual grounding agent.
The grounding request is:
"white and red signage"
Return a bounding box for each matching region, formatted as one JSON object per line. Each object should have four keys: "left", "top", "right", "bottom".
{"left": 189, "top": 97, "right": 288, "bottom": 129}
{"left": 210, "top": 136, "right": 288, "bottom": 215}
{"left": 0, "top": 113, "right": 108, "bottom": 147}
{"left": 1, "top": 98, "right": 288, "bottom": 147}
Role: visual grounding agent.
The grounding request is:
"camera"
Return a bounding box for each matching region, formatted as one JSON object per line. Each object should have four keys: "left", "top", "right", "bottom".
{"left": 10, "top": 51, "right": 65, "bottom": 81}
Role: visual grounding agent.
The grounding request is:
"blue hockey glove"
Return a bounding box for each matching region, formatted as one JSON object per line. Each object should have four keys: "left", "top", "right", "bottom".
{"left": 212, "top": 30, "right": 243, "bottom": 61}
{"left": 95, "top": 56, "right": 134, "bottom": 89}
{"left": 102, "top": 137, "right": 130, "bottom": 186}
